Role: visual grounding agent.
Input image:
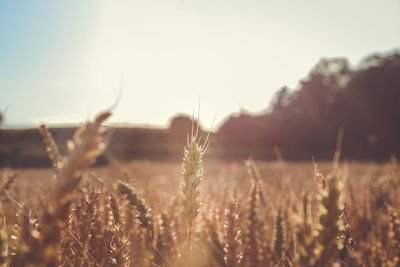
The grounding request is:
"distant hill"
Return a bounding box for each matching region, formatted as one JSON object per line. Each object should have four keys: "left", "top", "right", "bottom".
{"left": 0, "top": 115, "right": 210, "bottom": 167}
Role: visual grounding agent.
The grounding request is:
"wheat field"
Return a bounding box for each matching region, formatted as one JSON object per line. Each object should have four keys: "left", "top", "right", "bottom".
{"left": 0, "top": 112, "right": 399, "bottom": 267}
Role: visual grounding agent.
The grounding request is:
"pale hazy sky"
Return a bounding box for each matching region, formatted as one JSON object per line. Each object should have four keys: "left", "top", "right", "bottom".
{"left": 1, "top": 0, "right": 399, "bottom": 128}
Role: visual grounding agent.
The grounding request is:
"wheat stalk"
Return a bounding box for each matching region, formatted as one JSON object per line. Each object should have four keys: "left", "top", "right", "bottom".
{"left": 273, "top": 209, "right": 286, "bottom": 260}
{"left": 17, "top": 111, "right": 111, "bottom": 266}
{"left": 39, "top": 124, "right": 63, "bottom": 170}
{"left": 223, "top": 198, "right": 242, "bottom": 267}
{"left": 294, "top": 193, "right": 317, "bottom": 266}
{"left": 314, "top": 174, "right": 344, "bottom": 266}
{"left": 0, "top": 204, "right": 8, "bottom": 266}
{"left": 204, "top": 215, "right": 226, "bottom": 267}
{"left": 181, "top": 130, "right": 207, "bottom": 254}
{"left": 117, "top": 181, "right": 154, "bottom": 245}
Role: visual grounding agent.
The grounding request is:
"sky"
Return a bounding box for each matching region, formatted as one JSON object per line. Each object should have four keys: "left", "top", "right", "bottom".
{"left": 0, "top": 0, "right": 399, "bottom": 129}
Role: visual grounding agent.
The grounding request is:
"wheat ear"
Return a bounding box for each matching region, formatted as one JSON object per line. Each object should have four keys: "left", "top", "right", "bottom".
{"left": 39, "top": 124, "right": 63, "bottom": 170}
{"left": 181, "top": 131, "right": 207, "bottom": 253}
{"left": 242, "top": 178, "right": 261, "bottom": 267}
{"left": 314, "top": 174, "right": 344, "bottom": 266}
{"left": 273, "top": 209, "right": 286, "bottom": 260}
{"left": 24, "top": 111, "right": 111, "bottom": 266}
{"left": 0, "top": 204, "right": 8, "bottom": 265}
{"left": 117, "top": 181, "right": 154, "bottom": 245}
{"left": 223, "top": 198, "right": 242, "bottom": 267}
{"left": 295, "top": 193, "right": 317, "bottom": 266}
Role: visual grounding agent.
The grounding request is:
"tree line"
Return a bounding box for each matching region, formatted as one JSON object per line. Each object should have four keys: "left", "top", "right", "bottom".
{"left": 215, "top": 51, "right": 400, "bottom": 160}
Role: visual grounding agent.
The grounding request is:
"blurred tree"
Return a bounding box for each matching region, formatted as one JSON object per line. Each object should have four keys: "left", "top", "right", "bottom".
{"left": 168, "top": 114, "right": 204, "bottom": 144}
{"left": 216, "top": 51, "right": 400, "bottom": 160}
{"left": 169, "top": 114, "right": 196, "bottom": 134}
{"left": 271, "top": 86, "right": 290, "bottom": 112}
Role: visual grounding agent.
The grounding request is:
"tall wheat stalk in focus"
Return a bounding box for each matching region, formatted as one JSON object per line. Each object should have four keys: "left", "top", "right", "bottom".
{"left": 181, "top": 125, "right": 208, "bottom": 255}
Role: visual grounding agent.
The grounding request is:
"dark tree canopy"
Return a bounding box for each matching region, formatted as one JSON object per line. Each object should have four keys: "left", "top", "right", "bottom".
{"left": 216, "top": 51, "right": 400, "bottom": 160}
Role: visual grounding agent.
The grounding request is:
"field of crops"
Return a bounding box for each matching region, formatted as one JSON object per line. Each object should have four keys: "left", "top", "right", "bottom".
{"left": 0, "top": 112, "right": 399, "bottom": 267}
